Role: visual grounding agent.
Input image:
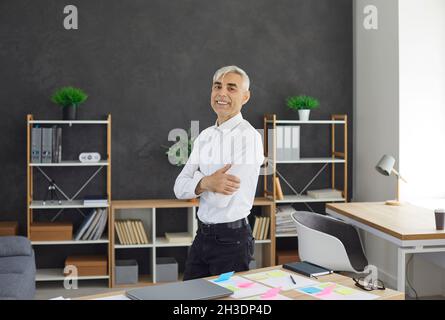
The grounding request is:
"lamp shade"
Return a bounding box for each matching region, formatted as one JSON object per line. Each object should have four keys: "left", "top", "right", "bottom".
{"left": 375, "top": 155, "right": 395, "bottom": 176}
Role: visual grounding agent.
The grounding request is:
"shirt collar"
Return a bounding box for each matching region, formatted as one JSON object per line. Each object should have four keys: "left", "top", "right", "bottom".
{"left": 214, "top": 113, "right": 244, "bottom": 132}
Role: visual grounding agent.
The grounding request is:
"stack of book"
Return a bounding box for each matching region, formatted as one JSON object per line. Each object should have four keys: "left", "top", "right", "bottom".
{"left": 74, "top": 208, "right": 108, "bottom": 241}
{"left": 83, "top": 195, "right": 108, "bottom": 206}
{"left": 276, "top": 205, "right": 298, "bottom": 236}
{"left": 164, "top": 232, "right": 193, "bottom": 243}
{"left": 252, "top": 216, "right": 270, "bottom": 240}
{"left": 31, "top": 126, "right": 62, "bottom": 163}
{"left": 307, "top": 188, "right": 343, "bottom": 199}
{"left": 115, "top": 219, "right": 150, "bottom": 245}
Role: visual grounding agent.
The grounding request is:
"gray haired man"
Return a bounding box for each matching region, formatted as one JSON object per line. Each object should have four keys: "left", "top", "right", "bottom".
{"left": 174, "top": 66, "right": 264, "bottom": 280}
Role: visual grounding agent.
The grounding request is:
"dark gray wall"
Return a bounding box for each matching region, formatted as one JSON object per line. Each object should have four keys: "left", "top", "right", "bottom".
{"left": 0, "top": 0, "right": 352, "bottom": 237}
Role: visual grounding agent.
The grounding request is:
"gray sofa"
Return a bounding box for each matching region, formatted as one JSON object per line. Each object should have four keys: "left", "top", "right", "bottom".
{"left": 0, "top": 236, "right": 36, "bottom": 299}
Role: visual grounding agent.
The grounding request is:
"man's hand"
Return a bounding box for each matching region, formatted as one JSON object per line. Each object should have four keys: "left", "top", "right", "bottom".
{"left": 195, "top": 164, "right": 241, "bottom": 195}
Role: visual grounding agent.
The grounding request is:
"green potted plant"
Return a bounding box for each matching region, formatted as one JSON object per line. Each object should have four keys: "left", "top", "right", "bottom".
{"left": 51, "top": 86, "right": 88, "bottom": 120}
{"left": 286, "top": 95, "right": 320, "bottom": 121}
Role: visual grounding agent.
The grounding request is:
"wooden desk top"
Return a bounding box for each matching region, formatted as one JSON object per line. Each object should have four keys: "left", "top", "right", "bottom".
{"left": 111, "top": 197, "right": 274, "bottom": 209}
{"left": 326, "top": 202, "right": 445, "bottom": 241}
{"left": 77, "top": 265, "right": 404, "bottom": 300}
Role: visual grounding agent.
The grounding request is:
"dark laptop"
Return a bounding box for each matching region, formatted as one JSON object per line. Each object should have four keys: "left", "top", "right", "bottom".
{"left": 126, "top": 278, "right": 233, "bottom": 300}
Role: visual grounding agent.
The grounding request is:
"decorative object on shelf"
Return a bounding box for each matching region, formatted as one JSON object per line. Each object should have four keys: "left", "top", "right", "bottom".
{"left": 307, "top": 188, "right": 343, "bottom": 199}
{"left": 156, "top": 257, "right": 178, "bottom": 282}
{"left": 274, "top": 177, "right": 284, "bottom": 200}
{"left": 115, "top": 260, "right": 138, "bottom": 285}
{"left": 30, "top": 222, "right": 73, "bottom": 241}
{"left": 285, "top": 95, "right": 320, "bottom": 121}
{"left": 42, "top": 179, "right": 62, "bottom": 205}
{"left": 64, "top": 255, "right": 108, "bottom": 276}
{"left": 79, "top": 152, "right": 101, "bottom": 163}
{"left": 375, "top": 154, "right": 407, "bottom": 206}
{"left": 51, "top": 86, "right": 88, "bottom": 120}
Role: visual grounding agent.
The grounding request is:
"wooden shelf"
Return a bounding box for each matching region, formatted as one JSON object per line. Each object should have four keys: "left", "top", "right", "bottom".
{"left": 266, "top": 120, "right": 346, "bottom": 125}
{"left": 30, "top": 200, "right": 109, "bottom": 209}
{"left": 113, "top": 274, "right": 154, "bottom": 288}
{"left": 29, "top": 160, "right": 109, "bottom": 167}
{"left": 155, "top": 237, "right": 193, "bottom": 247}
{"left": 32, "top": 237, "right": 109, "bottom": 245}
{"left": 276, "top": 157, "right": 346, "bottom": 164}
{"left": 255, "top": 239, "right": 272, "bottom": 244}
{"left": 29, "top": 120, "right": 109, "bottom": 125}
{"left": 35, "top": 268, "right": 109, "bottom": 282}
{"left": 276, "top": 233, "right": 298, "bottom": 238}
{"left": 276, "top": 194, "right": 345, "bottom": 204}
{"left": 114, "top": 243, "right": 153, "bottom": 249}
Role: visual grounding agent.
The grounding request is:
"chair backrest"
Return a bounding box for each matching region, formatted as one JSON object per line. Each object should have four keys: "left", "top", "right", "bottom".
{"left": 291, "top": 211, "right": 368, "bottom": 273}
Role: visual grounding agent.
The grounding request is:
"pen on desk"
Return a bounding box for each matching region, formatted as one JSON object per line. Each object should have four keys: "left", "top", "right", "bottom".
{"left": 289, "top": 275, "right": 296, "bottom": 285}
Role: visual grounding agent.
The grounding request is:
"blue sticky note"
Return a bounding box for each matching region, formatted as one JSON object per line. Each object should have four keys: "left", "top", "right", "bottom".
{"left": 301, "top": 287, "right": 323, "bottom": 294}
{"left": 214, "top": 271, "right": 235, "bottom": 282}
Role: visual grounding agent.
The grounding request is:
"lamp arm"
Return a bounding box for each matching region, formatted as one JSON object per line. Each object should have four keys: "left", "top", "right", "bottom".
{"left": 391, "top": 168, "right": 407, "bottom": 183}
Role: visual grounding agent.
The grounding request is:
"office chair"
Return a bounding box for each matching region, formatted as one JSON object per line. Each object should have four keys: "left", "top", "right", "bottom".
{"left": 291, "top": 211, "right": 368, "bottom": 274}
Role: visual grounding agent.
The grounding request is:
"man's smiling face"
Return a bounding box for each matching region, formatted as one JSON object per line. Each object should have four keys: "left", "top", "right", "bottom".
{"left": 210, "top": 72, "right": 250, "bottom": 124}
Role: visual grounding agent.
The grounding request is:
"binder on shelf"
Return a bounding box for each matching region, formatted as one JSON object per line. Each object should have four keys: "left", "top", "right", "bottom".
{"left": 263, "top": 217, "right": 270, "bottom": 240}
{"left": 51, "top": 126, "right": 57, "bottom": 163}
{"left": 136, "top": 221, "right": 148, "bottom": 244}
{"left": 74, "top": 210, "right": 96, "bottom": 240}
{"left": 82, "top": 209, "right": 102, "bottom": 240}
{"left": 55, "top": 127, "right": 62, "bottom": 163}
{"left": 114, "top": 222, "right": 124, "bottom": 245}
{"left": 31, "top": 127, "right": 42, "bottom": 163}
{"left": 252, "top": 216, "right": 259, "bottom": 240}
{"left": 41, "top": 127, "right": 52, "bottom": 163}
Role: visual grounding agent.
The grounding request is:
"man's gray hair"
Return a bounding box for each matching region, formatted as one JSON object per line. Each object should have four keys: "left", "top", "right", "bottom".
{"left": 213, "top": 65, "right": 250, "bottom": 91}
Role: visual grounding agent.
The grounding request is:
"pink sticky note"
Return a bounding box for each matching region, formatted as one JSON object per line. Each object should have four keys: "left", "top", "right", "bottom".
{"left": 237, "top": 282, "right": 255, "bottom": 288}
{"left": 261, "top": 287, "right": 281, "bottom": 299}
{"left": 315, "top": 285, "right": 336, "bottom": 297}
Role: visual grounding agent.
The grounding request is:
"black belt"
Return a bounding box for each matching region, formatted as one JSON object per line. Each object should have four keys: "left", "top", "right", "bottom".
{"left": 198, "top": 218, "right": 248, "bottom": 231}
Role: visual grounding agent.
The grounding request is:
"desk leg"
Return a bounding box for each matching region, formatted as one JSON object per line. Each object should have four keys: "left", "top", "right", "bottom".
{"left": 397, "top": 248, "right": 406, "bottom": 292}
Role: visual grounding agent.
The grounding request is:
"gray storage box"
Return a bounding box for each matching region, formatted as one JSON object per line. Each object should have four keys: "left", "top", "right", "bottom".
{"left": 156, "top": 257, "right": 178, "bottom": 282}
{"left": 115, "top": 259, "right": 138, "bottom": 285}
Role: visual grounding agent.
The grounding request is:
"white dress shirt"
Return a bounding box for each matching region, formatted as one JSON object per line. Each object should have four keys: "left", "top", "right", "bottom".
{"left": 174, "top": 113, "right": 264, "bottom": 224}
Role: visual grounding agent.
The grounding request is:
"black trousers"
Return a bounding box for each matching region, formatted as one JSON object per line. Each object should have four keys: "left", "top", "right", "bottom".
{"left": 183, "top": 222, "right": 255, "bottom": 281}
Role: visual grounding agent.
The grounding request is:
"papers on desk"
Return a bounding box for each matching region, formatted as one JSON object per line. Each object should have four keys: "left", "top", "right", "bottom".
{"left": 243, "top": 269, "right": 318, "bottom": 290}
{"left": 296, "top": 282, "right": 379, "bottom": 300}
{"left": 209, "top": 275, "right": 271, "bottom": 299}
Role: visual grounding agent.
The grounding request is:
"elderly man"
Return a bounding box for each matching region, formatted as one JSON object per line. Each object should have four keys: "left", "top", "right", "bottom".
{"left": 174, "top": 65, "right": 264, "bottom": 280}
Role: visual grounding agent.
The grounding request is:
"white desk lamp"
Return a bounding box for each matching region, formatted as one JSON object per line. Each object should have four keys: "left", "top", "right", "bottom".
{"left": 375, "top": 155, "right": 407, "bottom": 206}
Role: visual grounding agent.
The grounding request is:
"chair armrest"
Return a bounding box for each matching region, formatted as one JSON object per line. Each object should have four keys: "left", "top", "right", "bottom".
{"left": 0, "top": 236, "right": 32, "bottom": 257}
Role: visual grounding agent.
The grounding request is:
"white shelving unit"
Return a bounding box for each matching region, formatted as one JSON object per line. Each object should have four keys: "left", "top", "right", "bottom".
{"left": 276, "top": 157, "right": 346, "bottom": 164}
{"left": 36, "top": 268, "right": 109, "bottom": 282}
{"left": 30, "top": 160, "right": 109, "bottom": 167}
{"left": 276, "top": 194, "right": 345, "bottom": 204}
{"left": 264, "top": 114, "right": 348, "bottom": 262}
{"left": 32, "top": 237, "right": 109, "bottom": 245}
{"left": 30, "top": 200, "right": 110, "bottom": 209}
{"left": 27, "top": 114, "right": 112, "bottom": 287}
{"left": 110, "top": 198, "right": 275, "bottom": 288}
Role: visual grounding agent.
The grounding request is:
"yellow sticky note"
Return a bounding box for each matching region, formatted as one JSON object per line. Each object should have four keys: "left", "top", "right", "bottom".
{"left": 266, "top": 270, "right": 286, "bottom": 278}
{"left": 335, "top": 287, "right": 355, "bottom": 295}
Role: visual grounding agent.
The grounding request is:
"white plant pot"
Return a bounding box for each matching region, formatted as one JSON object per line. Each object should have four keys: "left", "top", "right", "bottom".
{"left": 298, "top": 109, "right": 311, "bottom": 121}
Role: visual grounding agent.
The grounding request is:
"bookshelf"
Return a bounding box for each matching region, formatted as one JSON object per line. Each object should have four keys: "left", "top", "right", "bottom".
{"left": 26, "top": 114, "right": 112, "bottom": 286}
{"left": 263, "top": 114, "right": 348, "bottom": 262}
{"left": 110, "top": 198, "right": 275, "bottom": 288}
